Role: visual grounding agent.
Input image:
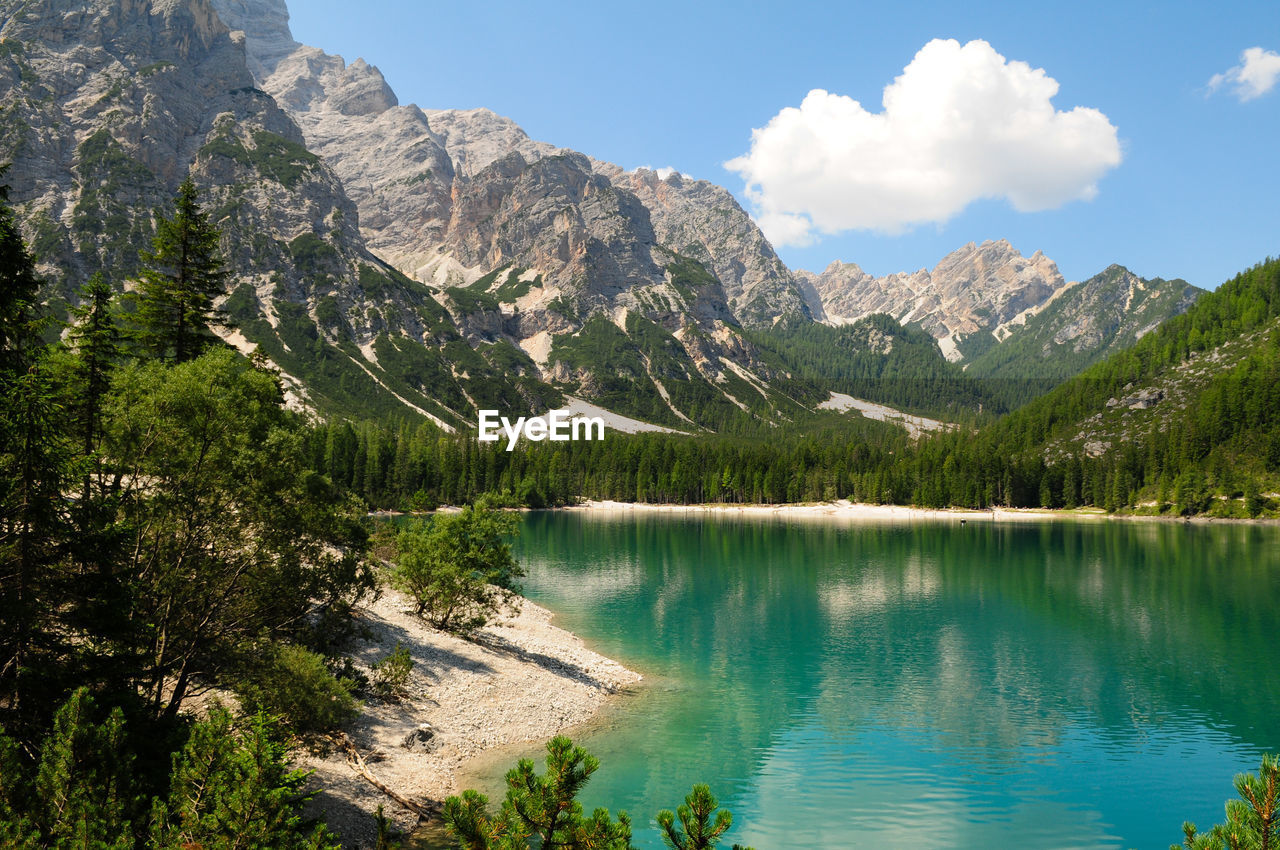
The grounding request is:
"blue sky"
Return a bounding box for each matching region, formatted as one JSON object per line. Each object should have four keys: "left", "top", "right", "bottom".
{"left": 287, "top": 1, "right": 1279, "bottom": 289}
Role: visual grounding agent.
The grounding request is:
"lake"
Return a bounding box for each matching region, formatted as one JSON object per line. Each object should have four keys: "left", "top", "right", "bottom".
{"left": 455, "top": 512, "right": 1280, "bottom": 849}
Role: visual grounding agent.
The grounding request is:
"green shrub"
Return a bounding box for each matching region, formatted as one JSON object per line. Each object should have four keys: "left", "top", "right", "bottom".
{"left": 238, "top": 644, "right": 359, "bottom": 734}
{"left": 392, "top": 502, "right": 523, "bottom": 634}
{"left": 371, "top": 643, "right": 414, "bottom": 702}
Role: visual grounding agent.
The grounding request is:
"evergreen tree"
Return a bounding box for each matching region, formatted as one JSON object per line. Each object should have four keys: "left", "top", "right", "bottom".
{"left": 0, "top": 174, "right": 69, "bottom": 733}
{"left": 133, "top": 177, "right": 228, "bottom": 363}
{"left": 656, "top": 785, "right": 735, "bottom": 850}
{"left": 65, "top": 274, "right": 122, "bottom": 460}
{"left": 149, "top": 707, "right": 338, "bottom": 849}
{"left": 0, "top": 689, "right": 134, "bottom": 848}
{"left": 0, "top": 167, "right": 43, "bottom": 378}
{"left": 32, "top": 689, "right": 134, "bottom": 849}
{"left": 1174, "top": 754, "right": 1280, "bottom": 850}
{"left": 442, "top": 736, "right": 633, "bottom": 850}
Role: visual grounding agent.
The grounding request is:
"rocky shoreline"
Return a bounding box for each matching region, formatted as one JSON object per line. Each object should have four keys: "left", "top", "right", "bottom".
{"left": 299, "top": 587, "right": 641, "bottom": 848}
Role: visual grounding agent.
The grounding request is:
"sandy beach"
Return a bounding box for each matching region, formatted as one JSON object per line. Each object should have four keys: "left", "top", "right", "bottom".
{"left": 299, "top": 587, "right": 641, "bottom": 848}
{"left": 564, "top": 499, "right": 1280, "bottom": 525}
{"left": 565, "top": 498, "right": 1106, "bottom": 523}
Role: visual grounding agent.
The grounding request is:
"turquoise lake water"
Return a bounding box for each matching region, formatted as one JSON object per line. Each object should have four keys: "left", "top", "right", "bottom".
{"left": 450, "top": 512, "right": 1280, "bottom": 849}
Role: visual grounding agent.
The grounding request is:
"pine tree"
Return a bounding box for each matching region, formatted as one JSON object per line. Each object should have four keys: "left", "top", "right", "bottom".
{"left": 133, "top": 177, "right": 228, "bottom": 363}
{"left": 656, "top": 785, "right": 735, "bottom": 850}
{"left": 149, "top": 706, "right": 338, "bottom": 849}
{"left": 0, "top": 167, "right": 43, "bottom": 379}
{"left": 1174, "top": 754, "right": 1280, "bottom": 850}
{"left": 442, "top": 736, "right": 633, "bottom": 850}
{"left": 0, "top": 173, "right": 70, "bottom": 731}
{"left": 65, "top": 273, "right": 122, "bottom": 486}
{"left": 32, "top": 689, "right": 134, "bottom": 849}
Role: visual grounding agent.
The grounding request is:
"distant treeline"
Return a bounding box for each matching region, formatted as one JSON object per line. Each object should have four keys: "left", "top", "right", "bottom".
{"left": 324, "top": 259, "right": 1280, "bottom": 518}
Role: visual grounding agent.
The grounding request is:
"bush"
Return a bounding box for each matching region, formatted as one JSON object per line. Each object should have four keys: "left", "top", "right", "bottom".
{"left": 371, "top": 643, "right": 413, "bottom": 702}
{"left": 442, "top": 738, "right": 752, "bottom": 850}
{"left": 392, "top": 503, "right": 524, "bottom": 634}
{"left": 237, "top": 644, "right": 359, "bottom": 734}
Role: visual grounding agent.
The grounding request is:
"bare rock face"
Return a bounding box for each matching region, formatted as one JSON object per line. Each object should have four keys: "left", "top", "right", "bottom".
{"left": 192, "top": 0, "right": 807, "bottom": 428}
{"left": 598, "top": 165, "right": 810, "bottom": 327}
{"left": 802, "top": 240, "right": 1067, "bottom": 347}
{"left": 0, "top": 0, "right": 359, "bottom": 291}
{"left": 424, "top": 108, "right": 561, "bottom": 178}
{"left": 208, "top": 0, "right": 805, "bottom": 331}
{"left": 961, "top": 264, "right": 1203, "bottom": 382}
{"left": 1, "top": 0, "right": 576, "bottom": 425}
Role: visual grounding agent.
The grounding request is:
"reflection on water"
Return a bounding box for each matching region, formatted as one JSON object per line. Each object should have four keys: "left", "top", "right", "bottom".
{"left": 437, "top": 514, "right": 1280, "bottom": 849}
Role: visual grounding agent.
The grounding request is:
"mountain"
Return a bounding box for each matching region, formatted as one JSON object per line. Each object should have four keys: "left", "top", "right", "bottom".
{"left": 977, "top": 257, "right": 1280, "bottom": 515}
{"left": 962, "top": 263, "right": 1202, "bottom": 391}
{"left": 1, "top": 0, "right": 1198, "bottom": 439}
{"left": 0, "top": 0, "right": 826, "bottom": 432}
{"left": 209, "top": 0, "right": 811, "bottom": 327}
{"left": 797, "top": 239, "right": 1067, "bottom": 359}
{"left": 0, "top": 0, "right": 585, "bottom": 426}
{"left": 799, "top": 240, "right": 1203, "bottom": 403}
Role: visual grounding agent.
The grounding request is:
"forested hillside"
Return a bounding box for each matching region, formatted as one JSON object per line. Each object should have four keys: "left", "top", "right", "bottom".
{"left": 330, "top": 258, "right": 1280, "bottom": 518}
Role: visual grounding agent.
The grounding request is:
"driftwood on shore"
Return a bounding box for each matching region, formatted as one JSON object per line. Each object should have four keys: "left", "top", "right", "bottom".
{"left": 332, "top": 731, "right": 441, "bottom": 821}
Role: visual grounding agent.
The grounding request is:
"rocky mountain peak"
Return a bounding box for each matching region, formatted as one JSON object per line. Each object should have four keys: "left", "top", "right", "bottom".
{"left": 801, "top": 239, "right": 1067, "bottom": 349}
{"left": 205, "top": 0, "right": 294, "bottom": 75}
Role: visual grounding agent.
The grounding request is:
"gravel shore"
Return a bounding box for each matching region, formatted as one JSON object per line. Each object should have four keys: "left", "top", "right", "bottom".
{"left": 298, "top": 587, "right": 642, "bottom": 848}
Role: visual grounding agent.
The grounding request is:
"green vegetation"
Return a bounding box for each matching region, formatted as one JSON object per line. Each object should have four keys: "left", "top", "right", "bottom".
{"left": 448, "top": 284, "right": 501, "bottom": 314}
{"left": 288, "top": 231, "right": 340, "bottom": 274}
{"left": 494, "top": 268, "right": 537, "bottom": 303}
{"left": 666, "top": 253, "right": 718, "bottom": 301}
{"left": 442, "top": 736, "right": 634, "bottom": 849}
{"left": 1174, "top": 755, "right": 1280, "bottom": 850}
{"left": 236, "top": 643, "right": 360, "bottom": 735}
{"left": 316, "top": 256, "right": 1280, "bottom": 517}
{"left": 547, "top": 293, "right": 579, "bottom": 320}
{"left": 71, "top": 129, "right": 157, "bottom": 278}
{"left": 548, "top": 313, "right": 770, "bottom": 431}
{"left": 370, "top": 643, "right": 414, "bottom": 702}
{"left": 136, "top": 60, "right": 174, "bottom": 77}
{"left": 963, "top": 266, "right": 1201, "bottom": 405}
{"left": 442, "top": 738, "right": 750, "bottom": 850}
{"left": 201, "top": 128, "right": 320, "bottom": 190}
{"left": 746, "top": 314, "right": 1007, "bottom": 419}
{"left": 0, "top": 178, "right": 371, "bottom": 845}
{"left": 392, "top": 501, "right": 524, "bottom": 633}
{"left": 131, "top": 177, "right": 228, "bottom": 362}
{"left": 401, "top": 168, "right": 434, "bottom": 186}
{"left": 0, "top": 690, "right": 338, "bottom": 849}
{"left": 658, "top": 785, "right": 737, "bottom": 850}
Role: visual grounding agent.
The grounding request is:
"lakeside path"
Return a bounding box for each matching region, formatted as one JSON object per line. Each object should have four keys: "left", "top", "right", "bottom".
{"left": 300, "top": 586, "right": 641, "bottom": 846}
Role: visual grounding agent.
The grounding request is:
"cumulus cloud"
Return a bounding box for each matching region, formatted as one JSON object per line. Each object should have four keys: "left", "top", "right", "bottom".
{"left": 1209, "top": 47, "right": 1280, "bottom": 101}
{"left": 725, "top": 38, "right": 1122, "bottom": 245}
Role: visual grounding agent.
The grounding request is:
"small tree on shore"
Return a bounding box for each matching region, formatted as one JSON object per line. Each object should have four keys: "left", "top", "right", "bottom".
{"left": 392, "top": 502, "right": 524, "bottom": 634}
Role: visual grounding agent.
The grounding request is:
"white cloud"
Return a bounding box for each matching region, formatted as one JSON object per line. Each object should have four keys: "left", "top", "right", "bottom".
{"left": 1209, "top": 47, "right": 1280, "bottom": 101}
{"left": 725, "top": 38, "right": 1122, "bottom": 245}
